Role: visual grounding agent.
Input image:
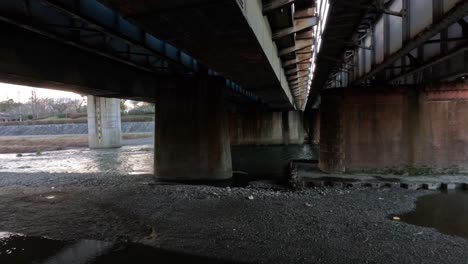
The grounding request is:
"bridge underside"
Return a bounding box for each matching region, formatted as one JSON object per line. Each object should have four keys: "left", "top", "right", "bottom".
{"left": 307, "top": 0, "right": 468, "bottom": 110}
{"left": 310, "top": 0, "right": 468, "bottom": 174}
{"left": 96, "top": 0, "right": 294, "bottom": 109}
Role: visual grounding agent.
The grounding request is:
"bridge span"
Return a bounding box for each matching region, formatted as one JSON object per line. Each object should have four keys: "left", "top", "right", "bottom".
{"left": 0, "top": 0, "right": 467, "bottom": 179}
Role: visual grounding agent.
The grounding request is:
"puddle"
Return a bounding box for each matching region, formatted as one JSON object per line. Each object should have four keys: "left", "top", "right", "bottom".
{"left": 394, "top": 190, "right": 468, "bottom": 240}
{"left": 0, "top": 232, "right": 242, "bottom": 264}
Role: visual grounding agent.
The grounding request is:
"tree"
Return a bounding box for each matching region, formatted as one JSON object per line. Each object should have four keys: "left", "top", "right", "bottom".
{"left": 29, "top": 89, "right": 42, "bottom": 119}
{"left": 120, "top": 99, "right": 127, "bottom": 112}
{"left": 127, "top": 102, "right": 155, "bottom": 115}
{"left": 71, "top": 98, "right": 85, "bottom": 113}
{"left": 48, "top": 98, "right": 71, "bottom": 115}
{"left": 0, "top": 99, "right": 20, "bottom": 112}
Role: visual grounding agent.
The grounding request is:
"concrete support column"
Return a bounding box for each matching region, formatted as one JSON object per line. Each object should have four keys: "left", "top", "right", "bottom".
{"left": 155, "top": 76, "right": 232, "bottom": 181}
{"left": 87, "top": 95, "right": 122, "bottom": 149}
{"left": 285, "top": 110, "right": 305, "bottom": 145}
{"left": 311, "top": 110, "right": 321, "bottom": 145}
{"left": 229, "top": 110, "right": 304, "bottom": 145}
{"left": 318, "top": 83, "right": 468, "bottom": 174}
{"left": 319, "top": 89, "right": 345, "bottom": 173}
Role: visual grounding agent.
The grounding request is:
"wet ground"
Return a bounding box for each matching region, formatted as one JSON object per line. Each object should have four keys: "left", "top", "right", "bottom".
{"left": 0, "top": 232, "right": 240, "bottom": 264}
{"left": 0, "top": 171, "right": 467, "bottom": 263}
{"left": 1, "top": 144, "right": 468, "bottom": 263}
{"left": 397, "top": 190, "right": 468, "bottom": 240}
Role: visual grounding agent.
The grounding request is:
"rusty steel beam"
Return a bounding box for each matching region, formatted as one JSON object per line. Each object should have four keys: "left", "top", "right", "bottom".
{"left": 272, "top": 17, "right": 318, "bottom": 40}
{"left": 279, "top": 38, "right": 314, "bottom": 56}
{"left": 355, "top": 0, "right": 468, "bottom": 84}
{"left": 263, "top": 0, "right": 294, "bottom": 13}
{"left": 390, "top": 43, "right": 468, "bottom": 82}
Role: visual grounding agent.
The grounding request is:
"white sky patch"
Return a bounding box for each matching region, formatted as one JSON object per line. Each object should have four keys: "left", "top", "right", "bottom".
{"left": 0, "top": 83, "right": 83, "bottom": 103}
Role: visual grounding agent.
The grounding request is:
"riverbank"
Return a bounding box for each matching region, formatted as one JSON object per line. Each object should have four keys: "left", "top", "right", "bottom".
{"left": 0, "top": 134, "right": 153, "bottom": 154}
{"left": 0, "top": 172, "right": 467, "bottom": 263}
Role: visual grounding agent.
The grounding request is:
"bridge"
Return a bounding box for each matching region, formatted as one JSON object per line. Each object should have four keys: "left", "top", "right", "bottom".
{"left": 0, "top": 0, "right": 467, "bottom": 179}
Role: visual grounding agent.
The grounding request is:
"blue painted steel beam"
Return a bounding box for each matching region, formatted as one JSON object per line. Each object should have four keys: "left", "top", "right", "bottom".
{"left": 0, "top": 0, "right": 260, "bottom": 102}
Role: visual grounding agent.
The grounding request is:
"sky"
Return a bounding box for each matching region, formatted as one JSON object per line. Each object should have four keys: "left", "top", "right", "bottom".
{"left": 0, "top": 82, "right": 83, "bottom": 103}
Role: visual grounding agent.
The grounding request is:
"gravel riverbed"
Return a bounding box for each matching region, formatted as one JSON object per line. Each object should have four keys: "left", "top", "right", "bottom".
{"left": 0, "top": 172, "right": 467, "bottom": 263}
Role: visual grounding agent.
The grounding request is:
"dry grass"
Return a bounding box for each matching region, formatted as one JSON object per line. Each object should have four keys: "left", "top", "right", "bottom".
{"left": 122, "top": 133, "right": 152, "bottom": 140}
{"left": 0, "top": 135, "right": 88, "bottom": 154}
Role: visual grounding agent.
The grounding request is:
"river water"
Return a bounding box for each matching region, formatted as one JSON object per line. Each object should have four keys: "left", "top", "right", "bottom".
{"left": 0, "top": 144, "right": 317, "bottom": 178}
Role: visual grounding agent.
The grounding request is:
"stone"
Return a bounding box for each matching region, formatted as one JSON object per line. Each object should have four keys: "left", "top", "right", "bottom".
{"left": 383, "top": 182, "right": 400, "bottom": 188}
{"left": 345, "top": 182, "right": 361, "bottom": 188}
{"left": 332, "top": 182, "right": 344, "bottom": 188}
{"left": 441, "top": 183, "right": 457, "bottom": 190}
{"left": 400, "top": 182, "right": 420, "bottom": 190}
{"left": 310, "top": 180, "right": 325, "bottom": 188}
{"left": 422, "top": 183, "right": 441, "bottom": 190}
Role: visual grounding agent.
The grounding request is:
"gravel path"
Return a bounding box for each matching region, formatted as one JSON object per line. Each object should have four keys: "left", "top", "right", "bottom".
{"left": 0, "top": 172, "right": 467, "bottom": 263}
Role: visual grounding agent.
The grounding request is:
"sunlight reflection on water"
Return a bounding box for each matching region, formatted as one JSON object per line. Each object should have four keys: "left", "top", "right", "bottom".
{"left": 0, "top": 145, "right": 154, "bottom": 175}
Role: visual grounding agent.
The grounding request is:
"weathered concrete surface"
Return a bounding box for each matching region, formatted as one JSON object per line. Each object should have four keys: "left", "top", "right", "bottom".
{"left": 319, "top": 90, "right": 345, "bottom": 173}
{"left": 303, "top": 110, "right": 319, "bottom": 144}
{"left": 87, "top": 96, "right": 122, "bottom": 149}
{"left": 286, "top": 111, "right": 304, "bottom": 145}
{"left": 229, "top": 110, "right": 304, "bottom": 146}
{"left": 155, "top": 77, "right": 232, "bottom": 181}
{"left": 343, "top": 89, "right": 406, "bottom": 171}
{"left": 319, "top": 83, "right": 468, "bottom": 174}
{"left": 291, "top": 161, "right": 468, "bottom": 191}
{"left": 229, "top": 111, "right": 284, "bottom": 145}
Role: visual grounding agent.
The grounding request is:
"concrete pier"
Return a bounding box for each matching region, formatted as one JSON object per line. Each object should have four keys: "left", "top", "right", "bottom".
{"left": 155, "top": 77, "right": 232, "bottom": 181}
{"left": 87, "top": 96, "right": 122, "bottom": 149}
{"left": 229, "top": 110, "right": 304, "bottom": 146}
{"left": 318, "top": 83, "right": 468, "bottom": 174}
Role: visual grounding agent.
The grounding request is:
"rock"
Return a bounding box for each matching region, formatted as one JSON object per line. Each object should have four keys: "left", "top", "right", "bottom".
{"left": 400, "top": 182, "right": 420, "bottom": 190}
{"left": 442, "top": 183, "right": 458, "bottom": 190}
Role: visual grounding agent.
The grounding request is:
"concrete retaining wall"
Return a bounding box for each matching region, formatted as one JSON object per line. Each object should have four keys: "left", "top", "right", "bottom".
{"left": 0, "top": 122, "right": 154, "bottom": 136}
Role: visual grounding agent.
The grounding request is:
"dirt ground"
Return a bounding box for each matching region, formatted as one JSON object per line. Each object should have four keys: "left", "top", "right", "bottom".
{"left": 0, "top": 134, "right": 152, "bottom": 154}
{"left": 0, "top": 172, "right": 467, "bottom": 263}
